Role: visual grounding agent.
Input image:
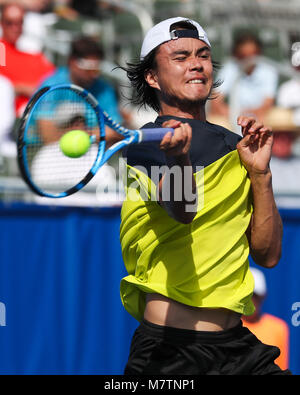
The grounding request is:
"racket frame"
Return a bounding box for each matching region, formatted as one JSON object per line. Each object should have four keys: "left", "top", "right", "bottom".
{"left": 18, "top": 84, "right": 107, "bottom": 198}
{"left": 17, "top": 84, "right": 173, "bottom": 198}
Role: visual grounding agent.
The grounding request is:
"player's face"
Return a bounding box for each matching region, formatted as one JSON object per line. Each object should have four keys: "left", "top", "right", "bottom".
{"left": 147, "top": 38, "right": 214, "bottom": 109}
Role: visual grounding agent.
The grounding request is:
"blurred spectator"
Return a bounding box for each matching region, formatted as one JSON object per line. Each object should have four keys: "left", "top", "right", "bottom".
{"left": 264, "top": 107, "right": 300, "bottom": 194}
{"left": 31, "top": 101, "right": 119, "bottom": 207}
{"left": 0, "top": 3, "right": 55, "bottom": 117}
{"left": 266, "top": 108, "right": 298, "bottom": 159}
{"left": 17, "top": 0, "right": 57, "bottom": 54}
{"left": 0, "top": 0, "right": 55, "bottom": 52}
{"left": 39, "top": 36, "right": 121, "bottom": 125}
{"left": 0, "top": 74, "right": 15, "bottom": 159}
{"left": 277, "top": 43, "right": 300, "bottom": 157}
{"left": 242, "top": 267, "right": 290, "bottom": 371}
{"left": 209, "top": 32, "right": 278, "bottom": 132}
{"left": 33, "top": 37, "right": 124, "bottom": 206}
{"left": 277, "top": 45, "right": 300, "bottom": 113}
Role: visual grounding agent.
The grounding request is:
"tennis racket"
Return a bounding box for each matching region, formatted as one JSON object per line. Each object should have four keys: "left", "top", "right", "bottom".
{"left": 17, "top": 84, "right": 173, "bottom": 198}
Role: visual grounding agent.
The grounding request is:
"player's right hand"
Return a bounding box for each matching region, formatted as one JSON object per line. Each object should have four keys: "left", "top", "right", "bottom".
{"left": 160, "top": 120, "right": 192, "bottom": 158}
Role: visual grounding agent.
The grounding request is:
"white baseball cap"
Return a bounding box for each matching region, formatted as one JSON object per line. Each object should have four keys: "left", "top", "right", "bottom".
{"left": 140, "top": 17, "right": 211, "bottom": 60}
{"left": 250, "top": 267, "right": 267, "bottom": 297}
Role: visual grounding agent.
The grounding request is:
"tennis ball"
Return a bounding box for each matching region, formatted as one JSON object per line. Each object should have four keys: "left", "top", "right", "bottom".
{"left": 59, "top": 130, "right": 91, "bottom": 158}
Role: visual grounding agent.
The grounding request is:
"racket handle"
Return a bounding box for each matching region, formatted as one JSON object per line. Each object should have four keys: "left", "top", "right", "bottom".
{"left": 140, "top": 128, "right": 174, "bottom": 142}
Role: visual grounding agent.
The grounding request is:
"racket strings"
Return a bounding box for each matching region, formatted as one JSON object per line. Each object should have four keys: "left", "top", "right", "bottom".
{"left": 24, "top": 87, "right": 101, "bottom": 194}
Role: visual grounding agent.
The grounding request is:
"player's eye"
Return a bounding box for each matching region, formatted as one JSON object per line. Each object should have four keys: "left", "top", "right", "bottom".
{"left": 200, "top": 52, "right": 210, "bottom": 59}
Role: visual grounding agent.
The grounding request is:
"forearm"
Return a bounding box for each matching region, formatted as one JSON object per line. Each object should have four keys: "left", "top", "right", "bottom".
{"left": 158, "top": 154, "right": 197, "bottom": 224}
{"left": 248, "top": 170, "right": 283, "bottom": 268}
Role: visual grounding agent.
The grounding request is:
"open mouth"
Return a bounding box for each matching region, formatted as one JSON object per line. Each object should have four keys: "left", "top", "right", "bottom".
{"left": 187, "top": 79, "right": 205, "bottom": 84}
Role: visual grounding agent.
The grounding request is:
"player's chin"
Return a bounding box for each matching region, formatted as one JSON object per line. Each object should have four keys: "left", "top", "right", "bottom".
{"left": 184, "top": 92, "right": 210, "bottom": 104}
{"left": 185, "top": 86, "right": 210, "bottom": 101}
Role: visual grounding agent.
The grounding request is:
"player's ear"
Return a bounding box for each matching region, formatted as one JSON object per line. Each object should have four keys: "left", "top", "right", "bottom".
{"left": 144, "top": 69, "right": 160, "bottom": 91}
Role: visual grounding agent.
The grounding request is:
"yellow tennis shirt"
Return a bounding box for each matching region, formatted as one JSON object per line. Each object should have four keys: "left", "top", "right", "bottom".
{"left": 120, "top": 117, "right": 255, "bottom": 322}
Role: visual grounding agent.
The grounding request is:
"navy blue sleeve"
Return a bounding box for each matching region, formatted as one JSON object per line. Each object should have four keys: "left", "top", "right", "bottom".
{"left": 122, "top": 122, "right": 167, "bottom": 182}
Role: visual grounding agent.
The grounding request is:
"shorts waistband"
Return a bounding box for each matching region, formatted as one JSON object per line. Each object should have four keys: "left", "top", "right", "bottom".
{"left": 140, "top": 319, "right": 246, "bottom": 344}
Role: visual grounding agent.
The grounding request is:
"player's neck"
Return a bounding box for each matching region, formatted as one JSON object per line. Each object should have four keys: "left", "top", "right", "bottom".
{"left": 159, "top": 102, "right": 207, "bottom": 121}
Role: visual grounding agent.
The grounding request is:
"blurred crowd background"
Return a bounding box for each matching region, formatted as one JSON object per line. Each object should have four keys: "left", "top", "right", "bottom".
{"left": 0, "top": 0, "right": 299, "bottom": 375}
{"left": 1, "top": 0, "right": 300, "bottom": 207}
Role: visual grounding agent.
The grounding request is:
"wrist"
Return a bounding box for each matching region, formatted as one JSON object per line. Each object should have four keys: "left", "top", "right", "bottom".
{"left": 248, "top": 167, "right": 271, "bottom": 179}
{"left": 249, "top": 169, "right": 272, "bottom": 189}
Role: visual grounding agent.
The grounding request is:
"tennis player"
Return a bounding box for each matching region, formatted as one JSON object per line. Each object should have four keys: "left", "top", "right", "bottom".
{"left": 120, "top": 17, "right": 290, "bottom": 375}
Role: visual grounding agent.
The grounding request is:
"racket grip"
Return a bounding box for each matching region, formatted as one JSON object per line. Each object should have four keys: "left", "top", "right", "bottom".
{"left": 140, "top": 128, "right": 174, "bottom": 142}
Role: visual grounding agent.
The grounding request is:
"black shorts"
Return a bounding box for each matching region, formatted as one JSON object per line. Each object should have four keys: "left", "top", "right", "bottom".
{"left": 124, "top": 319, "right": 292, "bottom": 375}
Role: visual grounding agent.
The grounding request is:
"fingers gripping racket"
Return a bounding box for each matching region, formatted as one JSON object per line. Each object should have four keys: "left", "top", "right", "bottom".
{"left": 17, "top": 84, "right": 173, "bottom": 198}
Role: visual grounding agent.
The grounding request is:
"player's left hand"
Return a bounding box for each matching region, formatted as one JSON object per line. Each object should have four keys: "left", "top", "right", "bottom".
{"left": 236, "top": 116, "right": 273, "bottom": 176}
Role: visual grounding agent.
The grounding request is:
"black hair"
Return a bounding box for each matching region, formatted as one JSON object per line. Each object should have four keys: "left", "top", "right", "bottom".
{"left": 120, "top": 21, "right": 222, "bottom": 113}
{"left": 124, "top": 48, "right": 160, "bottom": 113}
{"left": 70, "top": 37, "right": 104, "bottom": 60}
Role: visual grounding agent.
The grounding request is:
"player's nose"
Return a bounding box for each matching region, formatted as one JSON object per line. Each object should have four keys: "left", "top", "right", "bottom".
{"left": 188, "top": 57, "right": 204, "bottom": 71}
